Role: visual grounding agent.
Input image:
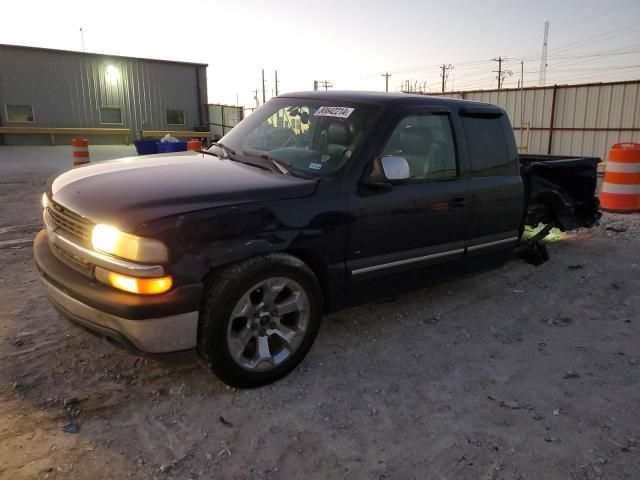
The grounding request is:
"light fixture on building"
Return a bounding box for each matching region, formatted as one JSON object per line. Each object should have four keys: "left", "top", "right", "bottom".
{"left": 106, "top": 65, "right": 119, "bottom": 84}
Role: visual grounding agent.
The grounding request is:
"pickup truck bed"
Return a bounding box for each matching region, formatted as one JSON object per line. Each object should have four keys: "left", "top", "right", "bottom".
{"left": 520, "top": 154, "right": 601, "bottom": 231}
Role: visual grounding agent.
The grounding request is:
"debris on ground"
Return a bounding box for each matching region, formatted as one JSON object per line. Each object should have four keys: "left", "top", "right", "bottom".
{"left": 219, "top": 416, "right": 233, "bottom": 428}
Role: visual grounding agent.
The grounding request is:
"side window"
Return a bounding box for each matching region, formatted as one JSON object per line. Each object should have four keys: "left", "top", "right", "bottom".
{"left": 382, "top": 113, "right": 457, "bottom": 180}
{"left": 461, "top": 115, "right": 516, "bottom": 176}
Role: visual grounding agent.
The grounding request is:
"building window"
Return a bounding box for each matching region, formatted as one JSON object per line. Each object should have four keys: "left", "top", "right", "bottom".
{"left": 5, "top": 104, "right": 35, "bottom": 123}
{"left": 100, "top": 107, "right": 123, "bottom": 125}
{"left": 166, "top": 110, "right": 185, "bottom": 125}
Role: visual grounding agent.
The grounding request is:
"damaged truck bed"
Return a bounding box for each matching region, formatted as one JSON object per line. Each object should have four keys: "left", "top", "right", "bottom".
{"left": 520, "top": 154, "right": 602, "bottom": 232}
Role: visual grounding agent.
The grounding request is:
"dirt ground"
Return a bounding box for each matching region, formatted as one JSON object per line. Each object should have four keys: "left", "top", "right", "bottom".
{"left": 0, "top": 149, "right": 639, "bottom": 480}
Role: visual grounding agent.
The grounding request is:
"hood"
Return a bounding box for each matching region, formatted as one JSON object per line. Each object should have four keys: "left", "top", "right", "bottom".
{"left": 49, "top": 152, "right": 317, "bottom": 231}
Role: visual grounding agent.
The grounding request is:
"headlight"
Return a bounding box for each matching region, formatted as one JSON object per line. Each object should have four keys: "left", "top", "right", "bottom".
{"left": 42, "top": 193, "right": 48, "bottom": 209}
{"left": 91, "top": 224, "right": 168, "bottom": 263}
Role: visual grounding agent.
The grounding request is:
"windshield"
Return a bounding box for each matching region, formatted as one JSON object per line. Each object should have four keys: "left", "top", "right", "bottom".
{"left": 211, "top": 98, "right": 379, "bottom": 176}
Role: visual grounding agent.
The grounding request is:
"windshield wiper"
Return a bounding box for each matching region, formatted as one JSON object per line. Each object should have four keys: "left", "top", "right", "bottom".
{"left": 209, "top": 142, "right": 236, "bottom": 158}
{"left": 242, "top": 149, "right": 291, "bottom": 175}
{"left": 270, "top": 158, "right": 290, "bottom": 175}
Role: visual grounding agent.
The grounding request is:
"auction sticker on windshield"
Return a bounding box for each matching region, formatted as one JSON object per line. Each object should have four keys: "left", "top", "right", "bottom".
{"left": 314, "top": 106, "right": 355, "bottom": 118}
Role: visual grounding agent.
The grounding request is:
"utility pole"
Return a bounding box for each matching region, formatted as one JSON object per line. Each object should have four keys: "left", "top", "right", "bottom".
{"left": 274, "top": 70, "right": 279, "bottom": 96}
{"left": 79, "top": 27, "right": 85, "bottom": 52}
{"left": 440, "top": 64, "right": 452, "bottom": 93}
{"left": 261, "top": 69, "right": 266, "bottom": 104}
{"left": 315, "top": 80, "right": 333, "bottom": 91}
{"left": 493, "top": 57, "right": 512, "bottom": 90}
{"left": 520, "top": 60, "right": 524, "bottom": 89}
{"left": 381, "top": 72, "right": 391, "bottom": 92}
{"left": 493, "top": 57, "right": 503, "bottom": 89}
{"left": 253, "top": 89, "right": 259, "bottom": 108}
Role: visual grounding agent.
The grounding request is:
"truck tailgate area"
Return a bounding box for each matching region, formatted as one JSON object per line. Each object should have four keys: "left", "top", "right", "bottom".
{"left": 520, "top": 154, "right": 602, "bottom": 230}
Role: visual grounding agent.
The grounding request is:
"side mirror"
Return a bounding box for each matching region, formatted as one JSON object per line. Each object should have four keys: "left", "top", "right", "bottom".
{"left": 363, "top": 156, "right": 410, "bottom": 190}
{"left": 380, "top": 156, "right": 410, "bottom": 181}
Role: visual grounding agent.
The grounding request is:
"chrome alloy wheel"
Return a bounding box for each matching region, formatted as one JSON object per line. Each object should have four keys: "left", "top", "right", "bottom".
{"left": 226, "top": 277, "right": 310, "bottom": 371}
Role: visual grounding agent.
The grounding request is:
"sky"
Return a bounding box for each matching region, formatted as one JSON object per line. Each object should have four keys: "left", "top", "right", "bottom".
{"left": 2, "top": 0, "right": 640, "bottom": 107}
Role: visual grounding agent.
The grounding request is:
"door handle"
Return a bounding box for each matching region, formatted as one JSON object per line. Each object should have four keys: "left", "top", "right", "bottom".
{"left": 450, "top": 196, "right": 467, "bottom": 208}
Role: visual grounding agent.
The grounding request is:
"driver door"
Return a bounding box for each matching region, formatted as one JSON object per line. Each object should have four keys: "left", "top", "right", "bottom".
{"left": 345, "top": 110, "right": 469, "bottom": 303}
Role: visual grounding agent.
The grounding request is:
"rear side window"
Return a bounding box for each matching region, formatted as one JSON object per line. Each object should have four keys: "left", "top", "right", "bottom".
{"left": 462, "top": 115, "right": 516, "bottom": 176}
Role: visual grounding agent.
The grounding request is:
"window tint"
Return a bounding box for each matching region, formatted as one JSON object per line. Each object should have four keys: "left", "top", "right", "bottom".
{"left": 462, "top": 115, "right": 515, "bottom": 176}
{"left": 166, "top": 110, "right": 185, "bottom": 125}
{"left": 100, "top": 107, "right": 122, "bottom": 124}
{"left": 5, "top": 105, "right": 34, "bottom": 123}
{"left": 381, "top": 113, "right": 457, "bottom": 180}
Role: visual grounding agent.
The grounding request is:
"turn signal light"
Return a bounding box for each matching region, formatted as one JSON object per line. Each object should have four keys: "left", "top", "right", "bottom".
{"left": 95, "top": 267, "right": 172, "bottom": 295}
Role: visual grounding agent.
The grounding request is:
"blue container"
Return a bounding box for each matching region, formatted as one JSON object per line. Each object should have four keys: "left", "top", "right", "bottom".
{"left": 156, "top": 141, "right": 187, "bottom": 153}
{"left": 134, "top": 139, "right": 159, "bottom": 155}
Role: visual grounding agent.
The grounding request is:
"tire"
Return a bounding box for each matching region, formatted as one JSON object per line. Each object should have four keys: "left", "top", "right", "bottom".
{"left": 197, "top": 253, "right": 323, "bottom": 388}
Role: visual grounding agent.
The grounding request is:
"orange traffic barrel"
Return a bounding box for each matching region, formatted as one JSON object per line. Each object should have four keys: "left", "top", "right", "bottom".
{"left": 187, "top": 138, "right": 202, "bottom": 151}
{"left": 72, "top": 137, "right": 90, "bottom": 166}
{"left": 600, "top": 143, "right": 640, "bottom": 213}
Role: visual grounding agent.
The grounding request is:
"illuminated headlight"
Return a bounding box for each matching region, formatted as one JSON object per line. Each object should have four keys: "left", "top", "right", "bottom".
{"left": 42, "top": 193, "right": 48, "bottom": 209}
{"left": 91, "top": 224, "right": 168, "bottom": 263}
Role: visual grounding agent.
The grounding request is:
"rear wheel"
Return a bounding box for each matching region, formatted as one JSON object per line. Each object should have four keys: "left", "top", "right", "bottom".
{"left": 197, "top": 254, "right": 322, "bottom": 388}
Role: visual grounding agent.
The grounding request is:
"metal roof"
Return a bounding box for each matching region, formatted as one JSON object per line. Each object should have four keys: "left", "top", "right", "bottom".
{"left": 0, "top": 43, "right": 208, "bottom": 67}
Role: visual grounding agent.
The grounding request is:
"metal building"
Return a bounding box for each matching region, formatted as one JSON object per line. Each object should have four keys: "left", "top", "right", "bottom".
{"left": 0, "top": 44, "right": 208, "bottom": 145}
{"left": 431, "top": 80, "right": 640, "bottom": 162}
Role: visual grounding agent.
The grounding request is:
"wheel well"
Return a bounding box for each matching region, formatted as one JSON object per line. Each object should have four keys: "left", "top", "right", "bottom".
{"left": 285, "top": 249, "right": 330, "bottom": 312}
{"left": 201, "top": 250, "right": 331, "bottom": 312}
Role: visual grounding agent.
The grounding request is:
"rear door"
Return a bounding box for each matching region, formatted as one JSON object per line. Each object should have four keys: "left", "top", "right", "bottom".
{"left": 459, "top": 108, "right": 523, "bottom": 263}
{"left": 345, "top": 108, "right": 469, "bottom": 302}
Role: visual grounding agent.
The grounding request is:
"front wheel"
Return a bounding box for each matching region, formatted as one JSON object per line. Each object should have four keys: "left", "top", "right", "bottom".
{"left": 197, "top": 254, "right": 322, "bottom": 388}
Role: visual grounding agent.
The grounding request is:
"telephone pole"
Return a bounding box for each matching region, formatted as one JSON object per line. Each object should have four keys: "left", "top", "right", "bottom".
{"left": 493, "top": 57, "right": 503, "bottom": 89}
{"left": 261, "top": 69, "right": 266, "bottom": 104}
{"left": 253, "top": 89, "right": 259, "bottom": 108}
{"left": 381, "top": 72, "right": 391, "bottom": 92}
{"left": 440, "top": 64, "right": 452, "bottom": 93}
{"left": 492, "top": 57, "right": 512, "bottom": 90}
{"left": 274, "top": 70, "right": 279, "bottom": 96}
{"left": 314, "top": 80, "right": 333, "bottom": 91}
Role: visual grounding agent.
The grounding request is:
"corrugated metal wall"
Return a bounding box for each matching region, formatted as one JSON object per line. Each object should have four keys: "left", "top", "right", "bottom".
{"left": 0, "top": 45, "right": 208, "bottom": 145}
{"left": 433, "top": 80, "right": 640, "bottom": 161}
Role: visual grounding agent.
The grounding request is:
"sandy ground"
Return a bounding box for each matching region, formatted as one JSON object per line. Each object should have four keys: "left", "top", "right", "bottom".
{"left": 0, "top": 147, "right": 639, "bottom": 480}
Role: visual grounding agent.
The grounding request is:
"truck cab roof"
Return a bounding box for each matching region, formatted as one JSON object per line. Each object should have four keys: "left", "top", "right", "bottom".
{"left": 279, "top": 90, "right": 502, "bottom": 111}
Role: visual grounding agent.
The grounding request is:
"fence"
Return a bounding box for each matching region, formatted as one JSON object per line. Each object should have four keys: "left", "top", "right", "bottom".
{"left": 431, "top": 79, "right": 640, "bottom": 161}
{"left": 207, "top": 104, "right": 244, "bottom": 140}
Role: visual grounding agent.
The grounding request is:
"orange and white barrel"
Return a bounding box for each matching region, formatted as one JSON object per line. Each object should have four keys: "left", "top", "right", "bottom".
{"left": 600, "top": 143, "right": 640, "bottom": 213}
{"left": 72, "top": 137, "right": 90, "bottom": 166}
{"left": 187, "top": 138, "right": 202, "bottom": 151}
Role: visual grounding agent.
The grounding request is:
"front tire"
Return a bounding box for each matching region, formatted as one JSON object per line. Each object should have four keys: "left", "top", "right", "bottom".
{"left": 197, "top": 253, "right": 322, "bottom": 388}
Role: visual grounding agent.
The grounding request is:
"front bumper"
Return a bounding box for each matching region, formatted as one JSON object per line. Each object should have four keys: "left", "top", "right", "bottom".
{"left": 34, "top": 229, "right": 201, "bottom": 353}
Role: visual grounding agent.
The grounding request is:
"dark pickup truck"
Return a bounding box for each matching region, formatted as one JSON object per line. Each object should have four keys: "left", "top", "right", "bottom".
{"left": 34, "top": 91, "right": 600, "bottom": 387}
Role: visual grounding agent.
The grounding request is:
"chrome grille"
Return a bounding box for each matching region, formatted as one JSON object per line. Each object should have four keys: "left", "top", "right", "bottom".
{"left": 45, "top": 202, "right": 92, "bottom": 246}
{"left": 51, "top": 243, "right": 93, "bottom": 277}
